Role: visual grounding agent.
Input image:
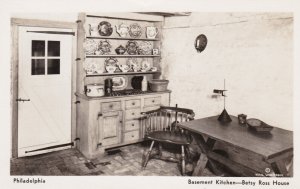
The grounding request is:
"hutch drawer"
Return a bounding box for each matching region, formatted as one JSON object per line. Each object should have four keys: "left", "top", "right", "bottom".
{"left": 124, "top": 120, "right": 140, "bottom": 131}
{"left": 102, "top": 101, "right": 122, "bottom": 112}
{"left": 144, "top": 96, "right": 161, "bottom": 107}
{"left": 125, "top": 108, "right": 141, "bottom": 120}
{"left": 125, "top": 99, "right": 141, "bottom": 110}
{"left": 124, "top": 130, "right": 139, "bottom": 142}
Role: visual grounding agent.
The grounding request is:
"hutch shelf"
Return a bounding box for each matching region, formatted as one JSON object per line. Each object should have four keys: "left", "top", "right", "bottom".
{"left": 86, "top": 54, "right": 160, "bottom": 58}
{"left": 86, "top": 36, "right": 160, "bottom": 41}
{"left": 86, "top": 71, "right": 161, "bottom": 77}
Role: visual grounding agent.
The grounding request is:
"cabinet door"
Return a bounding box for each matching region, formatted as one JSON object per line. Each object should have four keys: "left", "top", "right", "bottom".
{"left": 98, "top": 111, "right": 122, "bottom": 147}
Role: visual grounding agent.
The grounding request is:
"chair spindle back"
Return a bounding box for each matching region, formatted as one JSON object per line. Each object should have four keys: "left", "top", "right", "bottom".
{"left": 141, "top": 105, "right": 195, "bottom": 137}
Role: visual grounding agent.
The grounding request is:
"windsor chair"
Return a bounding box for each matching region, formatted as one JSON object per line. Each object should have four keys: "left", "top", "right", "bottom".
{"left": 140, "top": 105, "right": 195, "bottom": 175}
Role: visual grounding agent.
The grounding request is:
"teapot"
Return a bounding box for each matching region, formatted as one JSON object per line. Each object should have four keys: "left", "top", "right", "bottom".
{"left": 89, "top": 23, "right": 99, "bottom": 36}
{"left": 140, "top": 58, "right": 150, "bottom": 72}
{"left": 127, "top": 58, "right": 140, "bottom": 72}
{"left": 115, "top": 23, "right": 129, "bottom": 38}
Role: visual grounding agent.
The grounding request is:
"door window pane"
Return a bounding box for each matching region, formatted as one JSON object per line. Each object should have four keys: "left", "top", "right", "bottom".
{"left": 31, "top": 59, "right": 45, "bottom": 75}
{"left": 47, "top": 59, "right": 60, "bottom": 74}
{"left": 32, "top": 40, "right": 45, "bottom": 57}
{"left": 48, "top": 41, "right": 60, "bottom": 56}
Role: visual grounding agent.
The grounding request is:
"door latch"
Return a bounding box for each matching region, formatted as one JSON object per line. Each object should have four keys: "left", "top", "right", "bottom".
{"left": 16, "top": 98, "right": 30, "bottom": 102}
{"left": 97, "top": 113, "right": 103, "bottom": 120}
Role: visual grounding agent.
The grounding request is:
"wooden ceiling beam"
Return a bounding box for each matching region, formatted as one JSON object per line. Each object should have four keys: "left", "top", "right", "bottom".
{"left": 137, "top": 12, "right": 191, "bottom": 17}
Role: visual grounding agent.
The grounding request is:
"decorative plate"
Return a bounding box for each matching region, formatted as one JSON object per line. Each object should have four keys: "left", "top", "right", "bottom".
{"left": 98, "top": 40, "right": 111, "bottom": 55}
{"left": 98, "top": 21, "right": 113, "bottom": 36}
{"left": 112, "top": 76, "right": 128, "bottom": 91}
{"left": 129, "top": 23, "right": 142, "bottom": 38}
{"left": 246, "top": 118, "right": 273, "bottom": 132}
{"left": 126, "top": 41, "right": 138, "bottom": 55}
{"left": 138, "top": 41, "right": 153, "bottom": 55}
{"left": 105, "top": 57, "right": 118, "bottom": 66}
{"left": 84, "top": 39, "right": 98, "bottom": 55}
{"left": 195, "top": 34, "right": 208, "bottom": 53}
{"left": 83, "top": 59, "right": 103, "bottom": 74}
{"left": 105, "top": 57, "right": 118, "bottom": 73}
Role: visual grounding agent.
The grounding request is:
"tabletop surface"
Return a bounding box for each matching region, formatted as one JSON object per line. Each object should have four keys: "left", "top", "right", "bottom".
{"left": 179, "top": 115, "right": 293, "bottom": 159}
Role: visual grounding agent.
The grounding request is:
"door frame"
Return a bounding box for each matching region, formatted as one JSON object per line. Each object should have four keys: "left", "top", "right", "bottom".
{"left": 11, "top": 18, "right": 77, "bottom": 158}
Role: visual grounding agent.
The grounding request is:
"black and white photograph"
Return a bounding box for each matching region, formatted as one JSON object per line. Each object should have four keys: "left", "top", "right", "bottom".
{"left": 0, "top": 0, "right": 299, "bottom": 188}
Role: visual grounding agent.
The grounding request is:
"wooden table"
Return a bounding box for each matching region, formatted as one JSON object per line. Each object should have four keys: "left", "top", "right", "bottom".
{"left": 179, "top": 115, "right": 293, "bottom": 177}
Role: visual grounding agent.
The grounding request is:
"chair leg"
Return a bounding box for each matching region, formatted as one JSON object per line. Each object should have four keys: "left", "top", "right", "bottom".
{"left": 185, "top": 146, "right": 191, "bottom": 162}
{"left": 142, "top": 141, "right": 155, "bottom": 168}
{"left": 181, "top": 145, "right": 185, "bottom": 176}
{"left": 157, "top": 143, "right": 162, "bottom": 158}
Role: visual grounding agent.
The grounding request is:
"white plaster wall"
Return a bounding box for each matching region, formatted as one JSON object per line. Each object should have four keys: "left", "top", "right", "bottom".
{"left": 161, "top": 13, "right": 293, "bottom": 130}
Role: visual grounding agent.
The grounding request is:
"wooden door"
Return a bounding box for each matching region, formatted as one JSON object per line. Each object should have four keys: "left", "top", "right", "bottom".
{"left": 98, "top": 111, "right": 122, "bottom": 147}
{"left": 18, "top": 26, "right": 73, "bottom": 157}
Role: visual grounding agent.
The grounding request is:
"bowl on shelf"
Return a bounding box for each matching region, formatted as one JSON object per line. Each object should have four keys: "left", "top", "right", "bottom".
{"left": 105, "top": 65, "right": 117, "bottom": 73}
{"left": 118, "top": 64, "right": 130, "bottom": 73}
{"left": 149, "top": 79, "right": 169, "bottom": 92}
{"left": 115, "top": 45, "right": 126, "bottom": 55}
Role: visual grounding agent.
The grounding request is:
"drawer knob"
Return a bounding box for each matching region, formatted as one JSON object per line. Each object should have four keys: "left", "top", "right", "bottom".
{"left": 152, "top": 100, "right": 155, "bottom": 103}
{"left": 131, "top": 135, "right": 134, "bottom": 138}
{"left": 109, "top": 105, "right": 113, "bottom": 108}
{"left": 132, "top": 113, "right": 135, "bottom": 115}
{"left": 132, "top": 102, "right": 135, "bottom": 105}
{"left": 132, "top": 124, "right": 135, "bottom": 126}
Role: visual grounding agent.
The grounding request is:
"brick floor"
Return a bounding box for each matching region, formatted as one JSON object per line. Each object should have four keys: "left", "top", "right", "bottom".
{"left": 10, "top": 142, "right": 216, "bottom": 176}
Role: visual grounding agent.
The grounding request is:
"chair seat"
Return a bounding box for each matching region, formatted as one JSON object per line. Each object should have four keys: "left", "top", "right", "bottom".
{"left": 146, "top": 131, "right": 191, "bottom": 145}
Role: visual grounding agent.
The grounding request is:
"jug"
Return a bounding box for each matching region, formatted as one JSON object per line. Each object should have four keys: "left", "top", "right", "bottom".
{"left": 89, "top": 23, "right": 99, "bottom": 36}
{"left": 115, "top": 23, "right": 129, "bottom": 38}
{"left": 146, "top": 26, "right": 158, "bottom": 39}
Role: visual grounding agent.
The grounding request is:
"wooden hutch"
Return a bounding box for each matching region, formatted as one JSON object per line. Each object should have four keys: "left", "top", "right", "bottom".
{"left": 75, "top": 13, "right": 170, "bottom": 158}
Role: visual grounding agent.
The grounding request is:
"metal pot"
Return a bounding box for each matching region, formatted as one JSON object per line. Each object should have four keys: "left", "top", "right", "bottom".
{"left": 86, "top": 84, "right": 105, "bottom": 97}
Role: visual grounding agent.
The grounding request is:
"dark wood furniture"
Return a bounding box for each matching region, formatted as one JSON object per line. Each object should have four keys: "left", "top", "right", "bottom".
{"left": 140, "top": 105, "right": 195, "bottom": 175}
{"left": 178, "top": 115, "right": 293, "bottom": 177}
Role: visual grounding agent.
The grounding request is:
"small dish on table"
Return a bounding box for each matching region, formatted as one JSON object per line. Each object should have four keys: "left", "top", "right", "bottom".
{"left": 246, "top": 118, "right": 273, "bottom": 133}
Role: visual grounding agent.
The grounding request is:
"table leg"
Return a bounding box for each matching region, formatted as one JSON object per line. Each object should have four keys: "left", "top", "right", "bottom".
{"left": 271, "top": 160, "right": 289, "bottom": 177}
{"left": 192, "top": 153, "right": 208, "bottom": 176}
{"left": 191, "top": 133, "right": 220, "bottom": 176}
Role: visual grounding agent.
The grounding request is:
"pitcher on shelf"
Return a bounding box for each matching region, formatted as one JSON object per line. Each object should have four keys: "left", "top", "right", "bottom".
{"left": 115, "top": 23, "right": 129, "bottom": 38}
{"left": 89, "top": 23, "right": 99, "bottom": 37}
{"left": 146, "top": 26, "right": 158, "bottom": 39}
